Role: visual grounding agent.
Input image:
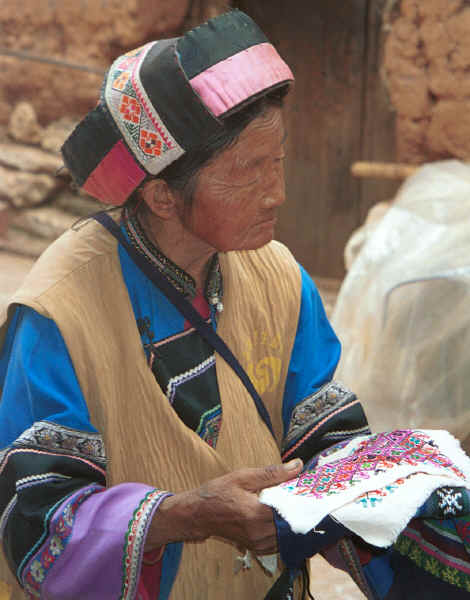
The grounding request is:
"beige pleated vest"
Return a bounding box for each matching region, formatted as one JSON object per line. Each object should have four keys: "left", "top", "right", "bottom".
{"left": 0, "top": 218, "right": 301, "bottom": 599}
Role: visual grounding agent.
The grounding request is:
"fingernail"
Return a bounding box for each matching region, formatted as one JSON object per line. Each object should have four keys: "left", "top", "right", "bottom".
{"left": 284, "top": 459, "right": 302, "bottom": 471}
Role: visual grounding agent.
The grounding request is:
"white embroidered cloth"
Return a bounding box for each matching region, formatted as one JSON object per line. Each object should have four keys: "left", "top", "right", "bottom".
{"left": 260, "top": 429, "right": 470, "bottom": 547}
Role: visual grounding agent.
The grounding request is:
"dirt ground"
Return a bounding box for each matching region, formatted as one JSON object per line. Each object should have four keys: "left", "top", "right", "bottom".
{"left": 0, "top": 250, "right": 361, "bottom": 600}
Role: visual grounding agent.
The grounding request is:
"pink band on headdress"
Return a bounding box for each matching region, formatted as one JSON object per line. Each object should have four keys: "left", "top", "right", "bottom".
{"left": 82, "top": 140, "right": 146, "bottom": 205}
{"left": 189, "top": 42, "right": 294, "bottom": 117}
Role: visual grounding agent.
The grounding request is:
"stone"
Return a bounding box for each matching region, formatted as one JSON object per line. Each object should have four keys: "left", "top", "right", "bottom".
{"left": 0, "top": 226, "right": 51, "bottom": 259}
{"left": 384, "top": 0, "right": 470, "bottom": 162}
{"left": 426, "top": 100, "right": 470, "bottom": 159}
{"left": 40, "top": 118, "right": 78, "bottom": 154}
{"left": 0, "top": 0, "right": 191, "bottom": 126}
{"left": 11, "top": 207, "right": 76, "bottom": 240}
{"left": 0, "top": 143, "right": 63, "bottom": 175}
{"left": 0, "top": 200, "right": 9, "bottom": 238}
{"left": 54, "top": 189, "right": 105, "bottom": 217}
{"left": 396, "top": 116, "right": 429, "bottom": 164}
{"left": 7, "top": 102, "right": 42, "bottom": 144}
{"left": 0, "top": 166, "right": 61, "bottom": 208}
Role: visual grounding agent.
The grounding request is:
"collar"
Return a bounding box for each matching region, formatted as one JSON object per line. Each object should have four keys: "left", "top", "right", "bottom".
{"left": 122, "top": 206, "right": 223, "bottom": 308}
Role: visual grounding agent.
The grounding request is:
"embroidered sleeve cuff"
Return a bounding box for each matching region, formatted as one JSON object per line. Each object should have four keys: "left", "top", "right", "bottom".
{"left": 282, "top": 381, "right": 370, "bottom": 463}
{"left": 22, "top": 483, "right": 171, "bottom": 600}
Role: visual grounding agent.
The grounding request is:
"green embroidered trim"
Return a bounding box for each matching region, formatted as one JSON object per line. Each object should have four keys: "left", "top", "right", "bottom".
{"left": 121, "top": 489, "right": 170, "bottom": 599}
{"left": 394, "top": 533, "right": 470, "bottom": 592}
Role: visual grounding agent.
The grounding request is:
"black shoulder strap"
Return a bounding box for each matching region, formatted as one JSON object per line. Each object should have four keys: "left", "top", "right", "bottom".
{"left": 93, "top": 212, "right": 276, "bottom": 440}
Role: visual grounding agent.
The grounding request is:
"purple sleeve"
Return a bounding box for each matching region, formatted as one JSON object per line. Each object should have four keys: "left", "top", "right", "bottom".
{"left": 21, "top": 483, "right": 171, "bottom": 600}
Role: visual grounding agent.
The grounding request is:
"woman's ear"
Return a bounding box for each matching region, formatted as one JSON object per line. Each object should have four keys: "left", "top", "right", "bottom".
{"left": 141, "top": 178, "right": 178, "bottom": 219}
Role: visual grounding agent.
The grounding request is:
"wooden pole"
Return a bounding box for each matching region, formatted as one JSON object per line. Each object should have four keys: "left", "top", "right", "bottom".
{"left": 351, "top": 161, "right": 419, "bottom": 180}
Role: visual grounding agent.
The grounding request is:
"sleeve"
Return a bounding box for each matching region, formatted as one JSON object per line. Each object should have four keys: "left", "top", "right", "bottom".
{"left": 0, "top": 306, "right": 180, "bottom": 600}
{"left": 281, "top": 266, "right": 370, "bottom": 463}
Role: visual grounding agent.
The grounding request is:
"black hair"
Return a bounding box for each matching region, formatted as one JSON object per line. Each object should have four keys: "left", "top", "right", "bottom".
{"left": 126, "top": 85, "right": 288, "bottom": 208}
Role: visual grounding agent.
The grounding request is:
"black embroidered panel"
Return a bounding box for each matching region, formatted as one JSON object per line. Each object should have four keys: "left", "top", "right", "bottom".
{"left": 149, "top": 326, "right": 222, "bottom": 447}
{"left": 1, "top": 447, "right": 106, "bottom": 577}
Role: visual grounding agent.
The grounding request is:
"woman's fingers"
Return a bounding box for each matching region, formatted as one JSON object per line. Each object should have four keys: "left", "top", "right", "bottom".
{"left": 234, "top": 459, "right": 303, "bottom": 492}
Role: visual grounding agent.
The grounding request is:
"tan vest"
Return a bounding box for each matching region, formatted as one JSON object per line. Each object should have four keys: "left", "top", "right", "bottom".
{"left": 0, "top": 218, "right": 302, "bottom": 599}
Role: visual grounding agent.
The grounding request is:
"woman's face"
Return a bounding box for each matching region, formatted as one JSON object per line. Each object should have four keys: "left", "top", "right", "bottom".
{"left": 181, "top": 106, "right": 286, "bottom": 253}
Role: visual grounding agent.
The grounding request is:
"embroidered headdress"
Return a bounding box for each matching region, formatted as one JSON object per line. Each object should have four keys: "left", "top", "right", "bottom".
{"left": 61, "top": 10, "right": 294, "bottom": 205}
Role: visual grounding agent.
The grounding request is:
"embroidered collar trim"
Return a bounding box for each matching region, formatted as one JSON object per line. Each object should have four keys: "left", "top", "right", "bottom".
{"left": 122, "top": 206, "right": 223, "bottom": 305}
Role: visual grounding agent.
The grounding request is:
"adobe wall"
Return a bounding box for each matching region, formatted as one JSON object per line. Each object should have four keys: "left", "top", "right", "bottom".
{"left": 383, "top": 0, "right": 470, "bottom": 163}
{"left": 0, "top": 0, "right": 192, "bottom": 126}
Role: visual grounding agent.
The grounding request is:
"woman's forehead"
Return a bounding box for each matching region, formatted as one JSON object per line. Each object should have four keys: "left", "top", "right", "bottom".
{"left": 213, "top": 108, "right": 285, "bottom": 172}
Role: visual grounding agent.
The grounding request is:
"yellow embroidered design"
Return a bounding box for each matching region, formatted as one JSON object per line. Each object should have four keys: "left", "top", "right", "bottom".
{"left": 242, "top": 330, "right": 282, "bottom": 396}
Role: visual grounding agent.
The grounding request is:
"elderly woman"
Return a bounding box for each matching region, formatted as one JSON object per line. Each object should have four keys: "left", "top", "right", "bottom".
{"left": 0, "top": 11, "right": 366, "bottom": 599}
{"left": 0, "top": 9, "right": 370, "bottom": 600}
{"left": 1, "top": 9, "right": 470, "bottom": 600}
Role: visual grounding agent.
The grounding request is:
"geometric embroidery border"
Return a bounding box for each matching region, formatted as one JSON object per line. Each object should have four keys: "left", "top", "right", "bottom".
{"left": 165, "top": 354, "right": 216, "bottom": 405}
{"left": 283, "top": 380, "right": 358, "bottom": 449}
{"left": 121, "top": 489, "right": 172, "bottom": 600}
{"left": 12, "top": 420, "right": 106, "bottom": 465}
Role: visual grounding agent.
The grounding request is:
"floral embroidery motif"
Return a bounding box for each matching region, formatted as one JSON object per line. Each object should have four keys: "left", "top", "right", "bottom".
{"left": 436, "top": 487, "right": 464, "bottom": 516}
{"left": 279, "top": 430, "right": 465, "bottom": 499}
{"left": 22, "top": 485, "right": 101, "bottom": 598}
{"left": 13, "top": 421, "right": 106, "bottom": 466}
{"left": 139, "top": 129, "right": 162, "bottom": 155}
{"left": 354, "top": 476, "right": 416, "bottom": 508}
{"left": 121, "top": 490, "right": 171, "bottom": 600}
{"left": 113, "top": 71, "right": 130, "bottom": 91}
{"left": 119, "top": 95, "right": 141, "bottom": 124}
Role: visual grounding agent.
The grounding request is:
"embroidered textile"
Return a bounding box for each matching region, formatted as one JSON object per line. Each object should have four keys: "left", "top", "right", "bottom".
{"left": 105, "top": 42, "right": 184, "bottom": 176}
{"left": 394, "top": 518, "right": 470, "bottom": 593}
{"left": 10, "top": 421, "right": 106, "bottom": 465}
{"left": 422, "top": 486, "right": 470, "bottom": 518}
{"left": 281, "top": 381, "right": 370, "bottom": 463}
{"left": 283, "top": 382, "right": 356, "bottom": 446}
{"left": 147, "top": 323, "right": 222, "bottom": 447}
{"left": 196, "top": 405, "right": 222, "bottom": 449}
{"left": 121, "top": 489, "right": 171, "bottom": 600}
{"left": 260, "top": 430, "right": 470, "bottom": 546}
{"left": 61, "top": 10, "right": 294, "bottom": 204}
{"left": 22, "top": 484, "right": 102, "bottom": 598}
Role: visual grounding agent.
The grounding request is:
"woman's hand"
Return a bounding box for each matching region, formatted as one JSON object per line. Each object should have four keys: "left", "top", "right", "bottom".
{"left": 145, "top": 459, "right": 303, "bottom": 554}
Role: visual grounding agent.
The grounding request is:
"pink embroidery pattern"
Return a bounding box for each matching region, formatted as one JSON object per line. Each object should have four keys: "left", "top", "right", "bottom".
{"left": 280, "top": 430, "right": 465, "bottom": 499}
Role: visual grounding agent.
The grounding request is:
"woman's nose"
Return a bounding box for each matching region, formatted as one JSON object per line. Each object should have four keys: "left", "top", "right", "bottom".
{"left": 262, "top": 164, "right": 286, "bottom": 208}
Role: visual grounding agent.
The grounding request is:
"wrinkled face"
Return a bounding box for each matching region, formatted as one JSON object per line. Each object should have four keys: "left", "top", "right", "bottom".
{"left": 181, "top": 106, "right": 286, "bottom": 252}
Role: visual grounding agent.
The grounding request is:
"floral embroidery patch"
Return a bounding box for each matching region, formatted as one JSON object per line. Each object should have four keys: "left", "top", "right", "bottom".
{"left": 280, "top": 430, "right": 464, "bottom": 499}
